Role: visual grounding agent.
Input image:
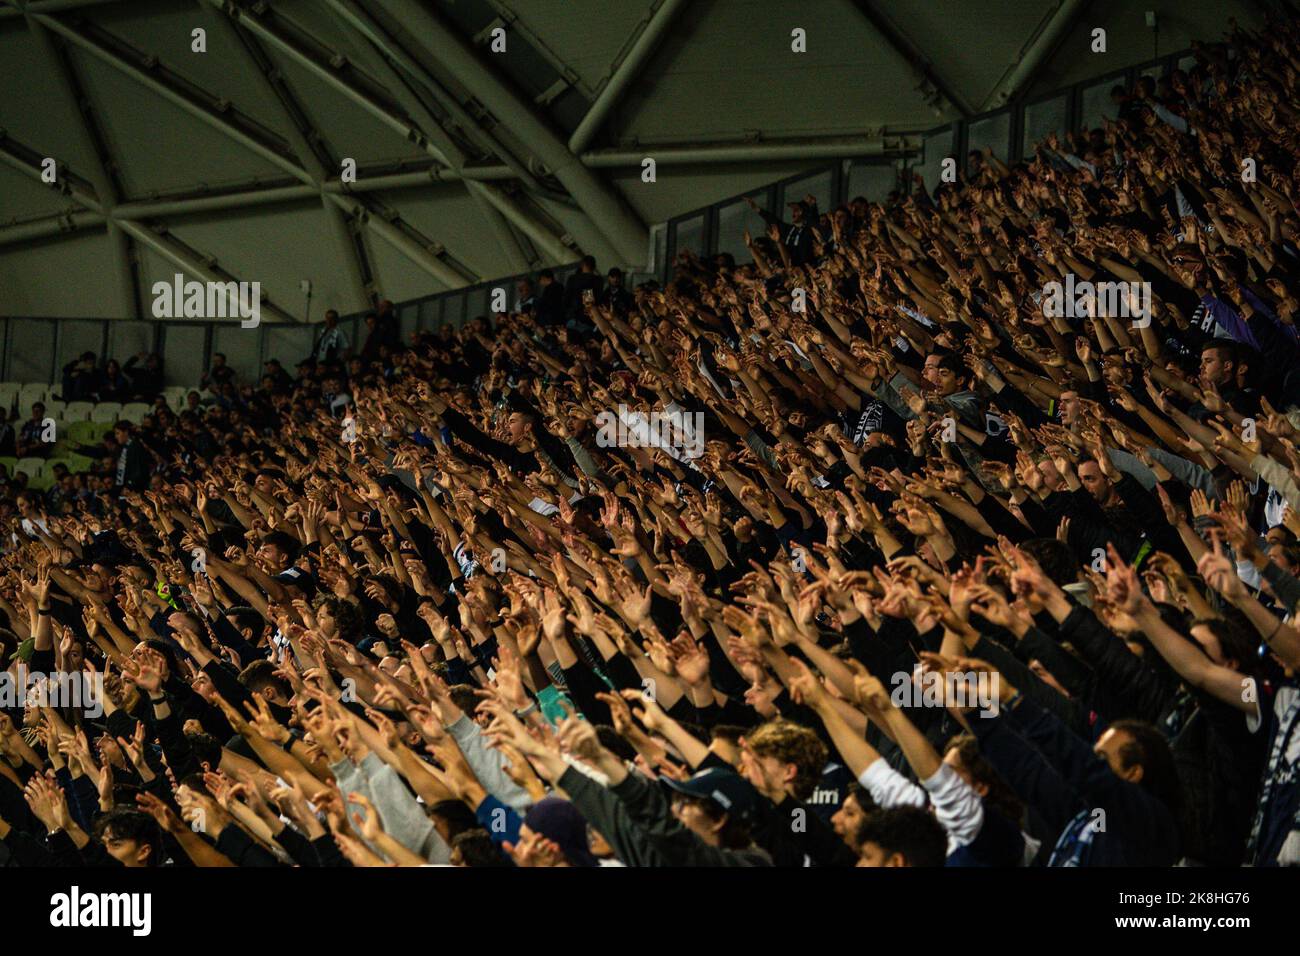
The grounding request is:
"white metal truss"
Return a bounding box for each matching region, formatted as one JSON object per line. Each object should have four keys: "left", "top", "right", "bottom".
{"left": 199, "top": 1, "right": 376, "bottom": 308}
{"left": 374, "top": 0, "right": 650, "bottom": 265}
{"left": 313, "top": 0, "right": 577, "bottom": 261}
{"left": 568, "top": 0, "right": 691, "bottom": 155}
{"left": 0, "top": 132, "right": 301, "bottom": 322}
{"left": 25, "top": 7, "right": 476, "bottom": 287}
{"left": 982, "top": 0, "right": 1094, "bottom": 109}
{"left": 210, "top": 0, "right": 575, "bottom": 267}
{"left": 846, "top": 0, "right": 975, "bottom": 118}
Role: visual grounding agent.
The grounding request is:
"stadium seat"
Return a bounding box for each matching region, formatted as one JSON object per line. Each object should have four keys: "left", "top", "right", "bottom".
{"left": 0, "top": 382, "right": 20, "bottom": 412}
{"left": 163, "top": 386, "right": 189, "bottom": 410}
{"left": 44, "top": 399, "right": 66, "bottom": 421}
{"left": 62, "top": 401, "right": 94, "bottom": 422}
{"left": 17, "top": 384, "right": 48, "bottom": 411}
{"left": 0, "top": 455, "right": 16, "bottom": 476}
{"left": 49, "top": 451, "right": 95, "bottom": 474}
{"left": 120, "top": 402, "right": 151, "bottom": 424}
{"left": 27, "top": 471, "right": 55, "bottom": 492}
{"left": 14, "top": 457, "right": 45, "bottom": 480}
{"left": 65, "top": 420, "right": 101, "bottom": 445}
{"left": 90, "top": 402, "right": 122, "bottom": 423}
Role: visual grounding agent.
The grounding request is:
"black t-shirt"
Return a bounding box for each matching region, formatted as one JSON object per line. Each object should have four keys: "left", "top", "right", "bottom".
{"left": 1169, "top": 693, "right": 1266, "bottom": 866}
{"left": 842, "top": 397, "right": 905, "bottom": 447}
{"left": 805, "top": 761, "right": 856, "bottom": 822}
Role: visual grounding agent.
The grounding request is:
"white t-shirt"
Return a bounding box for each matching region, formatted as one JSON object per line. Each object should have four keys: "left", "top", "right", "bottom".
{"left": 11, "top": 515, "right": 49, "bottom": 546}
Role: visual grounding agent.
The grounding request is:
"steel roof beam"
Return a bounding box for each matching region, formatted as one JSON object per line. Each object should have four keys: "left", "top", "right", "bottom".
{"left": 0, "top": 0, "right": 124, "bottom": 20}
{"left": 198, "top": 0, "right": 454, "bottom": 169}
{"left": 324, "top": 193, "right": 472, "bottom": 288}
{"left": 201, "top": 1, "right": 374, "bottom": 308}
{"left": 375, "top": 0, "right": 648, "bottom": 266}
{"left": 1, "top": 132, "right": 301, "bottom": 323}
{"left": 110, "top": 165, "right": 510, "bottom": 217}
{"left": 480, "top": 0, "right": 594, "bottom": 98}
{"left": 317, "top": 0, "right": 549, "bottom": 194}
{"left": 204, "top": 0, "right": 572, "bottom": 277}
{"left": 31, "top": 11, "right": 311, "bottom": 184}
{"left": 315, "top": 0, "right": 579, "bottom": 266}
{"left": 312, "top": 0, "right": 538, "bottom": 269}
{"left": 37, "top": 10, "right": 473, "bottom": 288}
{"left": 0, "top": 210, "right": 106, "bottom": 247}
{"left": 568, "top": 0, "right": 690, "bottom": 155}
{"left": 846, "top": 0, "right": 975, "bottom": 118}
{"left": 581, "top": 135, "right": 920, "bottom": 167}
{"left": 982, "top": 0, "right": 1093, "bottom": 109}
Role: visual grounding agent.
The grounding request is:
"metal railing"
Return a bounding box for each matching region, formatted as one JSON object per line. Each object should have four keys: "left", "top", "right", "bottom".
{"left": 0, "top": 265, "right": 658, "bottom": 392}
{"left": 337, "top": 263, "right": 659, "bottom": 334}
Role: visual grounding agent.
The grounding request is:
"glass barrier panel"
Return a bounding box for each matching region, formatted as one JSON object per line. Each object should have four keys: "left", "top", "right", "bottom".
{"left": 967, "top": 111, "right": 1011, "bottom": 167}
{"left": 673, "top": 214, "right": 706, "bottom": 258}
{"left": 918, "top": 127, "right": 954, "bottom": 194}
{"left": 1022, "top": 94, "right": 1067, "bottom": 156}
{"left": 780, "top": 169, "right": 834, "bottom": 215}
{"left": 160, "top": 325, "right": 207, "bottom": 388}
{"left": 846, "top": 163, "right": 898, "bottom": 203}
{"left": 715, "top": 194, "right": 768, "bottom": 261}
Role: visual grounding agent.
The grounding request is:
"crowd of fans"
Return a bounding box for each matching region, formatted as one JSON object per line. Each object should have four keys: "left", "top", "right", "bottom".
{"left": 60, "top": 351, "right": 166, "bottom": 405}
{"left": 2, "top": 18, "right": 1300, "bottom": 870}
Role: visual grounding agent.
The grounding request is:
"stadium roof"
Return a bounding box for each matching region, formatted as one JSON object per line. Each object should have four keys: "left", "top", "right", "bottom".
{"left": 0, "top": 0, "right": 1264, "bottom": 321}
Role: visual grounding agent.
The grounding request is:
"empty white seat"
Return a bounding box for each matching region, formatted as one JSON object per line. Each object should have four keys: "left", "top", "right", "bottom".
{"left": 15, "top": 457, "right": 46, "bottom": 479}
{"left": 27, "top": 471, "right": 55, "bottom": 492}
{"left": 62, "top": 401, "right": 94, "bottom": 422}
{"left": 0, "top": 382, "right": 21, "bottom": 410}
{"left": 90, "top": 402, "right": 122, "bottom": 423}
{"left": 17, "top": 384, "right": 49, "bottom": 410}
{"left": 120, "top": 402, "right": 151, "bottom": 424}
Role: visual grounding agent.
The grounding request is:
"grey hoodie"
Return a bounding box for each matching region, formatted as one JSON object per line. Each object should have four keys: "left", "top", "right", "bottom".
{"left": 332, "top": 752, "right": 451, "bottom": 864}
{"left": 447, "top": 714, "right": 535, "bottom": 812}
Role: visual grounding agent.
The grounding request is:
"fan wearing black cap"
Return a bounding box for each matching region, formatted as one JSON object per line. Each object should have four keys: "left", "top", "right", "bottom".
{"left": 744, "top": 194, "right": 819, "bottom": 268}
{"left": 503, "top": 797, "right": 601, "bottom": 867}
{"left": 597, "top": 268, "right": 633, "bottom": 315}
